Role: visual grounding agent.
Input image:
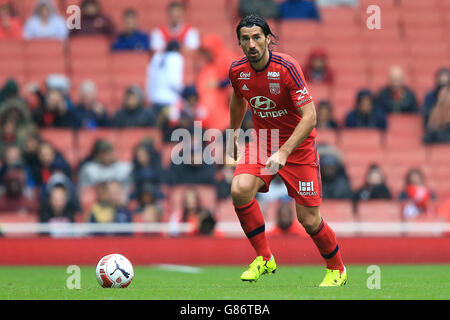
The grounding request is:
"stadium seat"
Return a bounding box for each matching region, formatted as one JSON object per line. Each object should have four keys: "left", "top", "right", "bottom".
{"left": 0, "top": 40, "right": 25, "bottom": 85}
{"left": 425, "top": 144, "right": 450, "bottom": 165}
{"left": 356, "top": 201, "right": 401, "bottom": 222}
{"left": 339, "top": 129, "right": 384, "bottom": 150}
{"left": 115, "top": 128, "right": 163, "bottom": 162}
{"left": 0, "top": 212, "right": 38, "bottom": 237}
{"left": 316, "top": 129, "right": 338, "bottom": 146}
{"left": 385, "top": 114, "right": 423, "bottom": 149}
{"left": 24, "top": 40, "right": 67, "bottom": 84}
{"left": 216, "top": 199, "right": 238, "bottom": 222}
{"left": 320, "top": 200, "right": 353, "bottom": 222}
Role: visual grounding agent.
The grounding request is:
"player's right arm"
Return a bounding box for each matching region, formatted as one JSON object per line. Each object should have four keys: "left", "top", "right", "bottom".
{"left": 227, "top": 91, "right": 247, "bottom": 161}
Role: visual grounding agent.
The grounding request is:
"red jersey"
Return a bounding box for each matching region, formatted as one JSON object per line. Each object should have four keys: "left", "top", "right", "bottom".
{"left": 229, "top": 51, "right": 318, "bottom": 165}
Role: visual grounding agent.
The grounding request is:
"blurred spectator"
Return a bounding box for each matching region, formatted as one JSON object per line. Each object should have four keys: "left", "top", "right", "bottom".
{"left": 146, "top": 41, "right": 183, "bottom": 133}
{"left": 39, "top": 172, "right": 79, "bottom": 220}
{"left": 137, "top": 183, "right": 163, "bottom": 225}
{"left": 268, "top": 202, "right": 307, "bottom": 237}
{"left": 169, "top": 136, "right": 216, "bottom": 185}
{"left": 317, "top": 0, "right": 358, "bottom": 6}
{"left": 33, "top": 142, "right": 72, "bottom": 186}
{"left": 316, "top": 100, "right": 338, "bottom": 129}
{"left": 196, "top": 33, "right": 237, "bottom": 131}
{"left": 87, "top": 182, "right": 113, "bottom": 222}
{"left": 345, "top": 89, "right": 386, "bottom": 130}
{"left": 238, "top": 0, "right": 280, "bottom": 19}
{"left": 150, "top": 1, "right": 200, "bottom": 52}
{"left": 132, "top": 141, "right": 164, "bottom": 197}
{"left": 0, "top": 169, "right": 36, "bottom": 213}
{"left": 423, "top": 68, "right": 450, "bottom": 126}
{"left": 113, "top": 86, "right": 156, "bottom": 128}
{"left": 107, "top": 180, "right": 133, "bottom": 225}
{"left": 192, "top": 211, "right": 224, "bottom": 237}
{"left": 168, "top": 188, "right": 216, "bottom": 236}
{"left": 352, "top": 164, "right": 391, "bottom": 214}
{"left": 279, "top": 0, "right": 321, "bottom": 20}
{"left": 0, "top": 3, "right": 22, "bottom": 40}
{"left": 0, "top": 145, "right": 34, "bottom": 187}
{"left": 111, "top": 8, "right": 150, "bottom": 51}
{"left": 79, "top": 140, "right": 132, "bottom": 189}
{"left": 424, "top": 84, "right": 450, "bottom": 144}
{"left": 0, "top": 79, "right": 21, "bottom": 104}
{"left": 215, "top": 164, "right": 234, "bottom": 200}
{"left": 303, "top": 49, "right": 334, "bottom": 85}
{"left": 70, "top": 0, "right": 115, "bottom": 37}
{"left": 375, "top": 66, "right": 418, "bottom": 114}
{"left": 399, "top": 169, "right": 436, "bottom": 220}
{"left": 0, "top": 97, "right": 34, "bottom": 154}
{"left": 23, "top": 83, "right": 45, "bottom": 111}
{"left": 318, "top": 145, "right": 352, "bottom": 199}
{"left": 39, "top": 182, "right": 77, "bottom": 224}
{"left": 23, "top": 0, "right": 68, "bottom": 40}
{"left": 168, "top": 85, "right": 207, "bottom": 139}
{"left": 76, "top": 80, "right": 110, "bottom": 128}
{"left": 32, "top": 88, "right": 80, "bottom": 128}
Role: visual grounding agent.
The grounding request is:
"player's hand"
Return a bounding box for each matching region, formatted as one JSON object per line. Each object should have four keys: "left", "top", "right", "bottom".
{"left": 265, "top": 149, "right": 289, "bottom": 173}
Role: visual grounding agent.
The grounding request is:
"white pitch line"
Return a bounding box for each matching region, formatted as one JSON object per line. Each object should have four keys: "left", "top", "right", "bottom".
{"left": 154, "top": 264, "right": 202, "bottom": 274}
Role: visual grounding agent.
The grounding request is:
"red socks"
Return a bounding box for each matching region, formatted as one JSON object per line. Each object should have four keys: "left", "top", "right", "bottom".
{"left": 308, "top": 218, "right": 344, "bottom": 273}
{"left": 234, "top": 199, "right": 272, "bottom": 261}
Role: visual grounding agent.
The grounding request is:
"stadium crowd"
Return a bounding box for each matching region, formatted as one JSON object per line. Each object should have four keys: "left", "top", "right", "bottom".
{"left": 0, "top": 0, "right": 449, "bottom": 237}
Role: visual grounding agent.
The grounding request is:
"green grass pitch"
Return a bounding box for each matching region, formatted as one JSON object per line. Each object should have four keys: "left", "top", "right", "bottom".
{"left": 0, "top": 265, "right": 448, "bottom": 300}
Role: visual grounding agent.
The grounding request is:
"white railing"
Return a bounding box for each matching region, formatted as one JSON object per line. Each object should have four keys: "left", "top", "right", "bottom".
{"left": 0, "top": 222, "right": 449, "bottom": 237}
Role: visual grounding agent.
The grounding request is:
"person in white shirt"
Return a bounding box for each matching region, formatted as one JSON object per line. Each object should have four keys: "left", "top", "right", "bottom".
{"left": 150, "top": 1, "right": 200, "bottom": 52}
{"left": 147, "top": 41, "right": 184, "bottom": 108}
{"left": 23, "top": 0, "right": 68, "bottom": 41}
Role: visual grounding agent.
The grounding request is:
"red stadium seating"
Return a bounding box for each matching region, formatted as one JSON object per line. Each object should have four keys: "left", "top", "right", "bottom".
{"left": 316, "top": 129, "right": 338, "bottom": 146}
{"left": 167, "top": 184, "right": 217, "bottom": 216}
{"left": 356, "top": 201, "right": 401, "bottom": 222}
{"left": 320, "top": 200, "right": 353, "bottom": 222}
{"left": 339, "top": 129, "right": 384, "bottom": 151}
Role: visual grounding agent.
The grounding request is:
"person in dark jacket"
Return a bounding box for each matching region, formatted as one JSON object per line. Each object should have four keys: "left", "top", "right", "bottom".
{"left": 111, "top": 8, "right": 150, "bottom": 51}
{"left": 132, "top": 141, "right": 164, "bottom": 197}
{"left": 320, "top": 154, "right": 352, "bottom": 199}
{"left": 345, "top": 89, "right": 387, "bottom": 130}
{"left": 316, "top": 100, "right": 338, "bottom": 129}
{"left": 353, "top": 164, "right": 391, "bottom": 201}
{"left": 70, "top": 0, "right": 115, "bottom": 37}
{"left": 423, "top": 68, "right": 450, "bottom": 126}
{"left": 279, "top": 0, "right": 320, "bottom": 20}
{"left": 113, "top": 86, "right": 156, "bottom": 128}
{"left": 375, "top": 65, "right": 418, "bottom": 114}
{"left": 32, "top": 88, "right": 80, "bottom": 128}
{"left": 303, "top": 49, "right": 334, "bottom": 85}
{"left": 75, "top": 80, "right": 110, "bottom": 128}
{"left": 33, "top": 142, "right": 72, "bottom": 186}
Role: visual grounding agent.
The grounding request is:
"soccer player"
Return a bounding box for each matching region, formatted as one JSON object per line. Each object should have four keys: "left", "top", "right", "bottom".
{"left": 227, "top": 15, "right": 347, "bottom": 286}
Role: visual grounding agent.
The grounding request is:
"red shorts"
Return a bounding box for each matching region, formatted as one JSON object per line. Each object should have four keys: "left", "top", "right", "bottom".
{"left": 234, "top": 147, "right": 322, "bottom": 207}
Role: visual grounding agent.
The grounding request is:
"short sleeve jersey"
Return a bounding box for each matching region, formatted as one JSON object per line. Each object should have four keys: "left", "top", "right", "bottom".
{"left": 229, "top": 51, "right": 318, "bottom": 165}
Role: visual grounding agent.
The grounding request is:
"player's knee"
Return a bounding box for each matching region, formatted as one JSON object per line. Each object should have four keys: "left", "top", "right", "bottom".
{"left": 296, "top": 206, "right": 321, "bottom": 233}
{"left": 231, "top": 177, "right": 256, "bottom": 204}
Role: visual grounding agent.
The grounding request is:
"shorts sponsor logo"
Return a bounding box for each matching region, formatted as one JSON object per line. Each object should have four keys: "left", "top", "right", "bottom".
{"left": 238, "top": 72, "right": 251, "bottom": 80}
{"left": 298, "top": 180, "right": 318, "bottom": 196}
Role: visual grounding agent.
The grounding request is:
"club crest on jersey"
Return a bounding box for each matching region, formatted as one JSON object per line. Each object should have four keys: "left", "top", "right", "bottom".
{"left": 238, "top": 72, "right": 251, "bottom": 80}
{"left": 267, "top": 71, "right": 280, "bottom": 80}
{"left": 269, "top": 83, "right": 280, "bottom": 95}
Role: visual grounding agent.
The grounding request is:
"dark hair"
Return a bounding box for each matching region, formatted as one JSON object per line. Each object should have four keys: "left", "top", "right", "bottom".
{"left": 168, "top": 1, "right": 183, "bottom": 10}
{"left": 236, "top": 14, "right": 277, "bottom": 43}
{"left": 123, "top": 8, "right": 137, "bottom": 18}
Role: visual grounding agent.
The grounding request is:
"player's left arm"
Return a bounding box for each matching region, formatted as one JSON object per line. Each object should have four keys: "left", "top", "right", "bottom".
{"left": 265, "top": 102, "right": 316, "bottom": 170}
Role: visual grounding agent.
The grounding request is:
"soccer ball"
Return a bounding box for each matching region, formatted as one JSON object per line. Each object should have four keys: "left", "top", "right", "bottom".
{"left": 95, "top": 254, "right": 134, "bottom": 288}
